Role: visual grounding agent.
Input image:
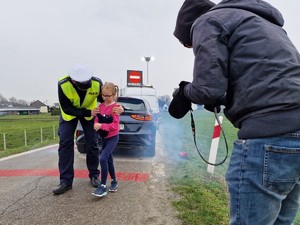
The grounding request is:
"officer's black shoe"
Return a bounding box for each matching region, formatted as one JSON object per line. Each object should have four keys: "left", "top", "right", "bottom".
{"left": 90, "top": 177, "right": 101, "bottom": 187}
{"left": 53, "top": 183, "right": 72, "bottom": 195}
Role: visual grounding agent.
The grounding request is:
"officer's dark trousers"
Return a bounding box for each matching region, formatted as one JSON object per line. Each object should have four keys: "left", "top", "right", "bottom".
{"left": 57, "top": 116, "right": 100, "bottom": 185}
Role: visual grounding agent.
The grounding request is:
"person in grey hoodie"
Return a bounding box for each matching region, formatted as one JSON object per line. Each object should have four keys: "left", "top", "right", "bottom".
{"left": 170, "top": 0, "right": 300, "bottom": 224}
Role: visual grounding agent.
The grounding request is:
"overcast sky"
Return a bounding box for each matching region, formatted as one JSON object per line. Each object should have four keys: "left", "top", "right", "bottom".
{"left": 1, "top": 0, "right": 299, "bottom": 105}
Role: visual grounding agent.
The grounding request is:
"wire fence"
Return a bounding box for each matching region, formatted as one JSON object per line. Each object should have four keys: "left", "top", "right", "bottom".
{"left": 0, "top": 125, "right": 58, "bottom": 150}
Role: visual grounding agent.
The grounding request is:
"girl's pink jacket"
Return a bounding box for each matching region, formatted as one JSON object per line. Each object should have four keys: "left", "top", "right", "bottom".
{"left": 94, "top": 102, "right": 120, "bottom": 139}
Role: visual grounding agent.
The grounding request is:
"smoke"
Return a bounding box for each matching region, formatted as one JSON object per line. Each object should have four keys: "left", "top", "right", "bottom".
{"left": 159, "top": 111, "right": 211, "bottom": 157}
{"left": 159, "top": 110, "right": 230, "bottom": 179}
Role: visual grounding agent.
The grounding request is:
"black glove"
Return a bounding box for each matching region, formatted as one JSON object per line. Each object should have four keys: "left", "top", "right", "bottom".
{"left": 172, "top": 88, "right": 179, "bottom": 97}
{"left": 204, "top": 95, "right": 226, "bottom": 113}
{"left": 168, "top": 81, "right": 192, "bottom": 119}
{"left": 204, "top": 104, "right": 221, "bottom": 113}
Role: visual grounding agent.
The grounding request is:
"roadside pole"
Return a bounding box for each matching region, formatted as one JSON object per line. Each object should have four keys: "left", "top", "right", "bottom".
{"left": 207, "top": 116, "right": 223, "bottom": 174}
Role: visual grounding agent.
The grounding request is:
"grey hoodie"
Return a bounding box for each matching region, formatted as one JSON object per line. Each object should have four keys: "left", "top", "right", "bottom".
{"left": 184, "top": 0, "right": 300, "bottom": 139}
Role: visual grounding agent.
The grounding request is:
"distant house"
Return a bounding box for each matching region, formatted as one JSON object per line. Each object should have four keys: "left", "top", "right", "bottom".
{"left": 53, "top": 103, "right": 60, "bottom": 108}
{"left": 162, "top": 103, "right": 169, "bottom": 112}
{"left": 30, "top": 100, "right": 49, "bottom": 113}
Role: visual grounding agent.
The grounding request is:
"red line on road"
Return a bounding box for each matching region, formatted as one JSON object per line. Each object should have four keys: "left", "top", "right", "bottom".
{"left": 0, "top": 169, "right": 149, "bottom": 182}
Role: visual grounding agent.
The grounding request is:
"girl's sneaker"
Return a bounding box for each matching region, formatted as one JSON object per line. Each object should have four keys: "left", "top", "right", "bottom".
{"left": 109, "top": 180, "right": 118, "bottom": 192}
{"left": 92, "top": 184, "right": 107, "bottom": 197}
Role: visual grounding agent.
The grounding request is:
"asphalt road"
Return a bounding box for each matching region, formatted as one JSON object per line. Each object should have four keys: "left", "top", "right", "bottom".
{"left": 0, "top": 132, "right": 182, "bottom": 225}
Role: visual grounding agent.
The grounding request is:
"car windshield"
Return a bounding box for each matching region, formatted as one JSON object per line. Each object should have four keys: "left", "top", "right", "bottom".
{"left": 118, "top": 98, "right": 146, "bottom": 111}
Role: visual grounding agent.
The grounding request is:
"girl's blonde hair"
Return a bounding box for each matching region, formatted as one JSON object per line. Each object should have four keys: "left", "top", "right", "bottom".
{"left": 102, "top": 82, "right": 119, "bottom": 100}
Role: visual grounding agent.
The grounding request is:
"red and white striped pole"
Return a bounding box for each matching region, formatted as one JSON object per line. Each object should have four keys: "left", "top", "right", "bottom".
{"left": 207, "top": 116, "right": 223, "bottom": 174}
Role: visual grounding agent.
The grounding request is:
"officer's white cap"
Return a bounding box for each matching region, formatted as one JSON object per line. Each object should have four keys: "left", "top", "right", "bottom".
{"left": 68, "top": 63, "right": 93, "bottom": 82}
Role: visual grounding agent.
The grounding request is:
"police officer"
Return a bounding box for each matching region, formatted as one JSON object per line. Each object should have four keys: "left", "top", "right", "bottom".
{"left": 53, "top": 63, "right": 122, "bottom": 195}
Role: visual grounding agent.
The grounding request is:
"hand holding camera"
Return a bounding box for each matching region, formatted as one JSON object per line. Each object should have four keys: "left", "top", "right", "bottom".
{"left": 169, "top": 81, "right": 192, "bottom": 119}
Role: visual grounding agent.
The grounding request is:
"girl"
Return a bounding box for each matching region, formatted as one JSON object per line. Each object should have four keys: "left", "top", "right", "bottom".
{"left": 92, "top": 82, "right": 120, "bottom": 197}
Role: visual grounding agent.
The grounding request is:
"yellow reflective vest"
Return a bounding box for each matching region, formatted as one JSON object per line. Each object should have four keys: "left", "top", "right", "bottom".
{"left": 59, "top": 75, "right": 100, "bottom": 121}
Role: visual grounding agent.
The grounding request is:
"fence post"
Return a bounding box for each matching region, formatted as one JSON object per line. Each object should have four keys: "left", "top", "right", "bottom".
{"left": 3, "top": 133, "right": 6, "bottom": 150}
{"left": 24, "top": 130, "right": 27, "bottom": 147}
{"left": 40, "top": 128, "right": 43, "bottom": 143}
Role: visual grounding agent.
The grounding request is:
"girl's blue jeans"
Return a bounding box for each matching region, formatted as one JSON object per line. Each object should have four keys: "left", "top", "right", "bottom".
{"left": 226, "top": 131, "right": 300, "bottom": 225}
{"left": 100, "top": 135, "right": 119, "bottom": 185}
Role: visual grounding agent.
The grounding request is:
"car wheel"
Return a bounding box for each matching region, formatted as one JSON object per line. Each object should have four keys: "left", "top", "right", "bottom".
{"left": 146, "top": 143, "right": 155, "bottom": 157}
{"left": 146, "top": 131, "right": 156, "bottom": 157}
{"left": 77, "top": 144, "right": 86, "bottom": 154}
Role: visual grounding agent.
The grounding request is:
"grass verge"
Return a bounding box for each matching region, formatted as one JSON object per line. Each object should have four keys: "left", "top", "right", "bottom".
{"left": 0, "top": 113, "right": 59, "bottom": 157}
{"left": 159, "top": 110, "right": 300, "bottom": 225}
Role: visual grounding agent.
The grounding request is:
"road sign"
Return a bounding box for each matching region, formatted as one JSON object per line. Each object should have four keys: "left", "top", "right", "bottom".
{"left": 127, "top": 70, "right": 143, "bottom": 87}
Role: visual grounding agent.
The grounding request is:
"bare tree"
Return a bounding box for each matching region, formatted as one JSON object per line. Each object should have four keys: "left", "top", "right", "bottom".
{"left": 8, "top": 97, "right": 17, "bottom": 106}
{"left": 16, "top": 99, "right": 29, "bottom": 106}
{"left": 158, "top": 95, "right": 171, "bottom": 108}
{"left": 0, "top": 94, "right": 7, "bottom": 103}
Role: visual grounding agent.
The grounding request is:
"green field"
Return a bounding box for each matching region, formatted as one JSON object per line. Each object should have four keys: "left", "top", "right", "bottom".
{"left": 0, "top": 113, "right": 60, "bottom": 158}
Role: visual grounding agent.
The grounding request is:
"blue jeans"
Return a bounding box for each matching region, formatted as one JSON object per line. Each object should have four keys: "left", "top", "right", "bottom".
{"left": 99, "top": 135, "right": 119, "bottom": 185}
{"left": 58, "top": 116, "right": 100, "bottom": 185}
{"left": 226, "top": 131, "right": 300, "bottom": 225}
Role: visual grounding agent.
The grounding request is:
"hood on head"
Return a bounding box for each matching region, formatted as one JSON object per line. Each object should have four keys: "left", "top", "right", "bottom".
{"left": 174, "top": 0, "right": 216, "bottom": 47}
